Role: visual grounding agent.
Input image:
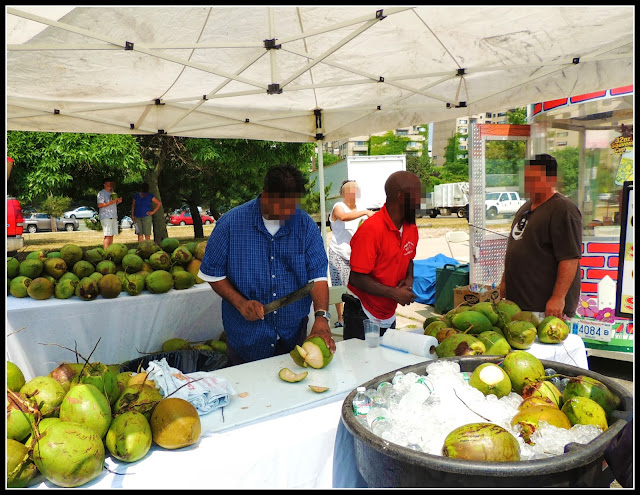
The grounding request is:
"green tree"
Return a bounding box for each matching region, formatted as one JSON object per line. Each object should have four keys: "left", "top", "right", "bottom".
{"left": 369, "top": 131, "right": 410, "bottom": 155}
{"left": 40, "top": 195, "right": 72, "bottom": 232}
{"left": 553, "top": 146, "right": 580, "bottom": 198}
{"left": 441, "top": 132, "right": 468, "bottom": 182}
{"left": 507, "top": 107, "right": 527, "bottom": 125}
{"left": 6, "top": 131, "right": 146, "bottom": 206}
{"left": 322, "top": 152, "right": 341, "bottom": 166}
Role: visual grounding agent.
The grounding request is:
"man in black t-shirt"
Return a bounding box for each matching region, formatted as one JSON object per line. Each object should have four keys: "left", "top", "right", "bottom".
{"left": 500, "top": 154, "right": 582, "bottom": 318}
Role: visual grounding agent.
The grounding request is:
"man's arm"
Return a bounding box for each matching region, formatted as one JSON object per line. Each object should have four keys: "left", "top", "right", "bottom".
{"left": 349, "top": 271, "right": 415, "bottom": 306}
{"left": 545, "top": 258, "right": 580, "bottom": 318}
{"left": 307, "top": 280, "right": 335, "bottom": 353}
{"left": 131, "top": 199, "right": 136, "bottom": 222}
{"left": 396, "top": 260, "right": 414, "bottom": 289}
{"left": 208, "top": 279, "right": 264, "bottom": 321}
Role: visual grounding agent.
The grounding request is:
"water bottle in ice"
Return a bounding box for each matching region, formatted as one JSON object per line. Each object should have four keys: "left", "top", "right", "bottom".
{"left": 366, "top": 395, "right": 389, "bottom": 428}
{"left": 352, "top": 386, "right": 372, "bottom": 425}
{"left": 365, "top": 387, "right": 378, "bottom": 401}
{"left": 370, "top": 416, "right": 393, "bottom": 440}
{"left": 416, "top": 376, "right": 435, "bottom": 393}
{"left": 377, "top": 381, "right": 392, "bottom": 396}
{"left": 391, "top": 371, "right": 404, "bottom": 385}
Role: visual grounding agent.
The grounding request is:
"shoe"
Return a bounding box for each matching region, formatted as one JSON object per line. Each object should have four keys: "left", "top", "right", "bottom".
{"left": 334, "top": 321, "right": 344, "bottom": 328}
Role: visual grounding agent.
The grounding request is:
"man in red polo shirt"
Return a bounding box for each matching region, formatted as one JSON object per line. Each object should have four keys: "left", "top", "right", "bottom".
{"left": 342, "top": 171, "right": 421, "bottom": 340}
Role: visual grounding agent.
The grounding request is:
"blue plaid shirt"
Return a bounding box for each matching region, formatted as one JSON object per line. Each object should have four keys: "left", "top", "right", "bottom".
{"left": 200, "top": 196, "right": 328, "bottom": 362}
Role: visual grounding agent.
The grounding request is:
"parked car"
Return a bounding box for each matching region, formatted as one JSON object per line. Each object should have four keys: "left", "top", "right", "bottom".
{"left": 23, "top": 213, "right": 79, "bottom": 233}
{"left": 168, "top": 211, "right": 215, "bottom": 226}
{"left": 120, "top": 216, "right": 134, "bottom": 229}
{"left": 64, "top": 206, "right": 98, "bottom": 219}
{"left": 7, "top": 196, "right": 25, "bottom": 253}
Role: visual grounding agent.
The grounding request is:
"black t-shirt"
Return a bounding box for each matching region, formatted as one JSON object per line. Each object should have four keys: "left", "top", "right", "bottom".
{"left": 504, "top": 193, "right": 582, "bottom": 316}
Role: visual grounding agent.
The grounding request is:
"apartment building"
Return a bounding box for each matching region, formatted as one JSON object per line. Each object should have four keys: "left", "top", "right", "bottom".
{"left": 323, "top": 125, "right": 428, "bottom": 160}
{"left": 431, "top": 110, "right": 513, "bottom": 167}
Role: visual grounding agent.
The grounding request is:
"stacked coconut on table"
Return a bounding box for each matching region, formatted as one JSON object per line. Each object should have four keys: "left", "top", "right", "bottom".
{"left": 7, "top": 238, "right": 207, "bottom": 301}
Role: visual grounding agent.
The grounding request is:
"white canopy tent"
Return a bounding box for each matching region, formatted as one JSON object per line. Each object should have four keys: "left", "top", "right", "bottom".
{"left": 5, "top": 5, "right": 634, "bottom": 245}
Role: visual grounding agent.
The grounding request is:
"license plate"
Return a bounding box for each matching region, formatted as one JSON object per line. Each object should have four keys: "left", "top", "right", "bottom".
{"left": 570, "top": 319, "right": 614, "bottom": 342}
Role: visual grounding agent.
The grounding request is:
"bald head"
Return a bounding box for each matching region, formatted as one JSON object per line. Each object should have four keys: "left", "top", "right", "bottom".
{"left": 384, "top": 171, "right": 422, "bottom": 225}
{"left": 385, "top": 171, "right": 421, "bottom": 198}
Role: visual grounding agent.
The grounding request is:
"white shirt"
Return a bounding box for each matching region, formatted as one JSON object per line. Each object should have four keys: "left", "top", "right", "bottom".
{"left": 329, "top": 201, "right": 367, "bottom": 260}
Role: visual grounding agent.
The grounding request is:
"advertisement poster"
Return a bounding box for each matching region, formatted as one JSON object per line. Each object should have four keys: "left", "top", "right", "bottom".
{"left": 615, "top": 181, "right": 633, "bottom": 317}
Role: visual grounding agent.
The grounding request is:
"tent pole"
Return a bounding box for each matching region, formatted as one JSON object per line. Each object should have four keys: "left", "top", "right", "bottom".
{"left": 316, "top": 139, "right": 328, "bottom": 252}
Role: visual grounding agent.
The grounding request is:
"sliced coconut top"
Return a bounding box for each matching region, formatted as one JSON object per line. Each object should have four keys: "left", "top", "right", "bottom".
{"left": 278, "top": 368, "right": 308, "bottom": 383}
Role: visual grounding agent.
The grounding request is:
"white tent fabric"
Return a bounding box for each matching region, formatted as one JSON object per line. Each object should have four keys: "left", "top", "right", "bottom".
{"left": 6, "top": 6, "right": 634, "bottom": 141}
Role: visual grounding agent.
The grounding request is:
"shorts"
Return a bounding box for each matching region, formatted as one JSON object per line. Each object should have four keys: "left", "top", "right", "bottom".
{"left": 329, "top": 249, "right": 351, "bottom": 287}
{"left": 135, "top": 215, "right": 153, "bottom": 236}
{"left": 101, "top": 218, "right": 119, "bottom": 237}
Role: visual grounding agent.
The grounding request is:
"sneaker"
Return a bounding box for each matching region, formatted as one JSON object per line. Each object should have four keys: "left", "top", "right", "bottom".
{"left": 334, "top": 321, "right": 344, "bottom": 328}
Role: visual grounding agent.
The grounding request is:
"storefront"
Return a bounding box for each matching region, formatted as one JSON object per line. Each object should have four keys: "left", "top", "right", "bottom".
{"left": 529, "top": 86, "right": 634, "bottom": 360}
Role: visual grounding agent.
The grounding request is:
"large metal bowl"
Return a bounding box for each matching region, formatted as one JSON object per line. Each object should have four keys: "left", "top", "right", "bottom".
{"left": 341, "top": 356, "right": 632, "bottom": 488}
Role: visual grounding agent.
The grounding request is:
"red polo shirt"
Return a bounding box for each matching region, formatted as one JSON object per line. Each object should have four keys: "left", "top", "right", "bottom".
{"left": 347, "top": 205, "right": 419, "bottom": 320}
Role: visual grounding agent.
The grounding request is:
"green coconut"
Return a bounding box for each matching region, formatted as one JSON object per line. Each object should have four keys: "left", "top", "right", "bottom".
{"left": 55, "top": 278, "right": 78, "bottom": 299}
{"left": 521, "top": 379, "right": 564, "bottom": 408}
{"left": 136, "top": 240, "right": 161, "bottom": 259}
{"left": 113, "top": 384, "right": 163, "bottom": 420}
{"left": 7, "top": 438, "right": 38, "bottom": 488}
{"left": 468, "top": 363, "right": 512, "bottom": 398}
{"left": 123, "top": 273, "right": 146, "bottom": 296}
{"left": 172, "top": 270, "right": 196, "bottom": 290}
{"left": 500, "top": 350, "right": 545, "bottom": 394}
{"left": 72, "top": 260, "right": 96, "bottom": 278}
{"left": 33, "top": 421, "right": 105, "bottom": 488}
{"left": 476, "top": 330, "right": 511, "bottom": 356}
{"left": 146, "top": 269, "right": 174, "bottom": 293}
{"left": 98, "top": 273, "right": 122, "bottom": 298}
{"left": 60, "top": 243, "right": 84, "bottom": 266}
{"left": 59, "top": 383, "right": 112, "bottom": 438}
{"left": 511, "top": 311, "right": 541, "bottom": 327}
{"left": 148, "top": 251, "right": 172, "bottom": 271}
{"left": 562, "top": 375, "right": 620, "bottom": 420}
{"left": 19, "top": 259, "right": 43, "bottom": 279}
{"left": 43, "top": 257, "right": 68, "bottom": 279}
{"left": 537, "top": 315, "right": 570, "bottom": 344}
{"left": 295, "top": 336, "right": 334, "bottom": 369}
{"left": 75, "top": 276, "right": 100, "bottom": 300}
{"left": 442, "top": 423, "right": 520, "bottom": 461}
{"left": 103, "top": 243, "right": 128, "bottom": 265}
{"left": 7, "top": 392, "right": 36, "bottom": 441}
{"left": 511, "top": 405, "right": 572, "bottom": 444}
{"left": 561, "top": 396, "right": 608, "bottom": 430}
{"left": 424, "top": 320, "right": 448, "bottom": 337}
{"left": 105, "top": 411, "right": 153, "bottom": 463}
{"left": 171, "top": 245, "right": 193, "bottom": 265}
{"left": 7, "top": 361, "right": 26, "bottom": 392}
{"left": 451, "top": 310, "right": 493, "bottom": 334}
{"left": 122, "top": 253, "right": 144, "bottom": 273}
{"left": 195, "top": 241, "right": 208, "bottom": 260}
{"left": 435, "top": 333, "right": 485, "bottom": 357}
{"left": 9, "top": 275, "right": 32, "bottom": 298}
{"left": 162, "top": 337, "right": 191, "bottom": 351}
{"left": 20, "top": 376, "right": 66, "bottom": 417}
{"left": 503, "top": 320, "right": 537, "bottom": 350}
{"left": 7, "top": 256, "right": 21, "bottom": 278}
{"left": 96, "top": 259, "right": 117, "bottom": 275}
{"left": 83, "top": 247, "right": 105, "bottom": 265}
{"left": 160, "top": 237, "right": 180, "bottom": 254}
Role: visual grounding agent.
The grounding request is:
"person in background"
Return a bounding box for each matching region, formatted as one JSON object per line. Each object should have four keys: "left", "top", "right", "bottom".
{"left": 96, "top": 177, "right": 122, "bottom": 250}
{"left": 500, "top": 153, "right": 582, "bottom": 318}
{"left": 342, "top": 171, "right": 421, "bottom": 340}
{"left": 329, "top": 180, "right": 374, "bottom": 329}
{"left": 198, "top": 164, "right": 335, "bottom": 365}
{"left": 131, "top": 182, "right": 162, "bottom": 242}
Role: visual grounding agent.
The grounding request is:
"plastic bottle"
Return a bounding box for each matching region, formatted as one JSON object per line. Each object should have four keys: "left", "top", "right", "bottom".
{"left": 366, "top": 395, "right": 389, "bottom": 428}
{"left": 352, "top": 386, "right": 372, "bottom": 425}
{"left": 416, "top": 376, "right": 435, "bottom": 393}
{"left": 391, "top": 371, "right": 404, "bottom": 385}
{"left": 370, "top": 416, "right": 393, "bottom": 440}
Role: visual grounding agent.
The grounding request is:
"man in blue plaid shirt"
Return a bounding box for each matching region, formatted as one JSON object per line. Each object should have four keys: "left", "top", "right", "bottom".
{"left": 199, "top": 164, "right": 335, "bottom": 365}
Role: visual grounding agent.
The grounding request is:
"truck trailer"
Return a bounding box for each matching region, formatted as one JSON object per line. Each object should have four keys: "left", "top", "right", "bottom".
{"left": 309, "top": 155, "right": 407, "bottom": 219}
{"left": 425, "top": 182, "right": 470, "bottom": 218}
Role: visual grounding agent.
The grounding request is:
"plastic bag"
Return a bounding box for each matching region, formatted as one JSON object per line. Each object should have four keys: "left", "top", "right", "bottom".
{"left": 119, "top": 349, "right": 228, "bottom": 374}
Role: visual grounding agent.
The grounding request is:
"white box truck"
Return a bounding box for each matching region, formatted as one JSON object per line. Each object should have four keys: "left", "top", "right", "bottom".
{"left": 425, "top": 182, "right": 470, "bottom": 218}
{"left": 309, "top": 155, "right": 407, "bottom": 222}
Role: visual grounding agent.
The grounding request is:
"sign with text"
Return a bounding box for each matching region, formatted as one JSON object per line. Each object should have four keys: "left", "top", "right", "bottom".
{"left": 570, "top": 318, "right": 614, "bottom": 343}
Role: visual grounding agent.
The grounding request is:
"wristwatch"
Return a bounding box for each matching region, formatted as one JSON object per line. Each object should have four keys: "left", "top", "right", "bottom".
{"left": 314, "top": 310, "right": 331, "bottom": 321}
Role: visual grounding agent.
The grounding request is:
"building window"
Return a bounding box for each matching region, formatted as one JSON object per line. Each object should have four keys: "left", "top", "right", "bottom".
{"left": 498, "top": 112, "right": 506, "bottom": 117}
{"left": 407, "top": 141, "right": 420, "bottom": 148}
{"left": 459, "top": 127, "right": 467, "bottom": 133}
{"left": 557, "top": 132, "right": 569, "bottom": 137}
{"left": 459, "top": 145, "right": 467, "bottom": 150}
{"left": 486, "top": 112, "right": 492, "bottom": 118}
{"left": 459, "top": 119, "right": 467, "bottom": 124}
{"left": 557, "top": 141, "right": 568, "bottom": 146}
{"left": 354, "top": 141, "right": 366, "bottom": 146}
{"left": 486, "top": 120, "right": 492, "bottom": 124}
{"left": 396, "top": 130, "right": 408, "bottom": 136}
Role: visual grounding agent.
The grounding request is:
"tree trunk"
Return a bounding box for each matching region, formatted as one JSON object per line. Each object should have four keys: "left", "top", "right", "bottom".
{"left": 187, "top": 184, "right": 204, "bottom": 239}
{"left": 144, "top": 137, "right": 169, "bottom": 244}
{"left": 51, "top": 218, "right": 58, "bottom": 232}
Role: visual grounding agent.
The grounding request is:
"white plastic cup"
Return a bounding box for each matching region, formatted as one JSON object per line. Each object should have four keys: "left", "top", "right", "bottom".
{"left": 363, "top": 319, "right": 380, "bottom": 348}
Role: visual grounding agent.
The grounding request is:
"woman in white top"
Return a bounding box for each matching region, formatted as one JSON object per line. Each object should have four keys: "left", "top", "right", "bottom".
{"left": 329, "top": 180, "right": 374, "bottom": 327}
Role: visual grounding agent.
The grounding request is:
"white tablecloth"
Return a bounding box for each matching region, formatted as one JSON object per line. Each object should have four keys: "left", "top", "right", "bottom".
{"left": 26, "top": 339, "right": 427, "bottom": 489}
{"left": 6, "top": 283, "right": 224, "bottom": 380}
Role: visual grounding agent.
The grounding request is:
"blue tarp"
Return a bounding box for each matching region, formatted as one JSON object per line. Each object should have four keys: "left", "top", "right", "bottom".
{"left": 412, "top": 254, "right": 461, "bottom": 305}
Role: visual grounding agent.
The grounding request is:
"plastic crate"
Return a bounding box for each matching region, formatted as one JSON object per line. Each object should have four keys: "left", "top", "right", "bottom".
{"left": 434, "top": 263, "right": 469, "bottom": 314}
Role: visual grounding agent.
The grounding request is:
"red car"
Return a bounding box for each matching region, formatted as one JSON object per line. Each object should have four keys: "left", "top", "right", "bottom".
{"left": 168, "top": 211, "right": 215, "bottom": 226}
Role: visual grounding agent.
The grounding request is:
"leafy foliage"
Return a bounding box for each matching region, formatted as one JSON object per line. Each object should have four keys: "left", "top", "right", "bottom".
{"left": 40, "top": 196, "right": 72, "bottom": 218}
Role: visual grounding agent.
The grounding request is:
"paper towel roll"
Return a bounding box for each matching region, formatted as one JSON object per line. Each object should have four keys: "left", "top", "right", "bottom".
{"left": 380, "top": 329, "right": 438, "bottom": 359}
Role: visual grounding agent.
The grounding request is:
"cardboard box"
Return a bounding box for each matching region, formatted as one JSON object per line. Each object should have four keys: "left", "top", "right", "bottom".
{"left": 453, "top": 284, "right": 500, "bottom": 307}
